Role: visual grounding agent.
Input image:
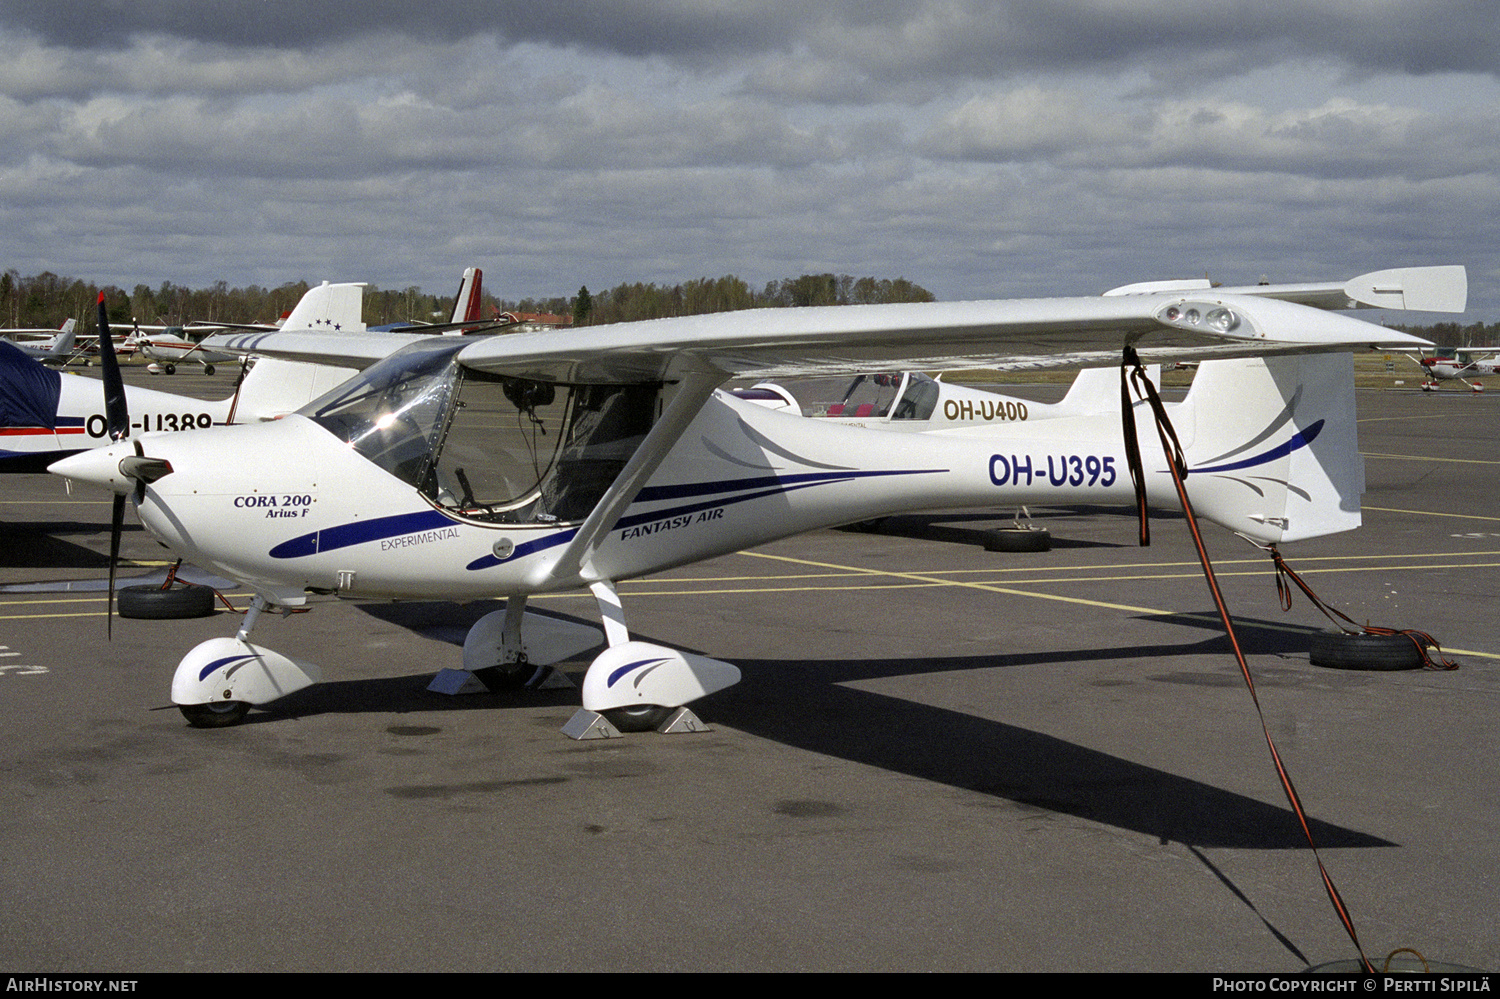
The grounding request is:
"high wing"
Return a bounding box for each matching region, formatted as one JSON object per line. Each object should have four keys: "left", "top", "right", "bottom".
{"left": 201, "top": 280, "right": 1442, "bottom": 387}
{"left": 452, "top": 289, "right": 1437, "bottom": 385}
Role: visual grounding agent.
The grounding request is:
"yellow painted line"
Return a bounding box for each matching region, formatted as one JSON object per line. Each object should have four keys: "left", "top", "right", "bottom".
{"left": 1357, "top": 414, "right": 1453, "bottom": 424}
{"left": 650, "top": 550, "right": 1500, "bottom": 584}
{"left": 1361, "top": 452, "right": 1500, "bottom": 465}
{"left": 0, "top": 611, "right": 118, "bottom": 620}
{"left": 743, "top": 550, "right": 1169, "bottom": 615}
{"left": 597, "top": 563, "right": 1500, "bottom": 596}
{"left": 1366, "top": 506, "right": 1500, "bottom": 523}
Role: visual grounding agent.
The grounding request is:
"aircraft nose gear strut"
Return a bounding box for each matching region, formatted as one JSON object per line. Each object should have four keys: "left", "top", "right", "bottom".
{"left": 170, "top": 594, "right": 322, "bottom": 728}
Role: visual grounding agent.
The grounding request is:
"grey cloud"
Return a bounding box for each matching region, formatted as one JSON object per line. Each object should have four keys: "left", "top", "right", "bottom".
{"left": 5, "top": 1, "right": 1496, "bottom": 80}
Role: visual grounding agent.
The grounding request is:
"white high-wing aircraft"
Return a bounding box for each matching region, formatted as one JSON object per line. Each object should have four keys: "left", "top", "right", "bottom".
{"left": 50, "top": 266, "right": 1461, "bottom": 733}
{"left": 126, "top": 327, "right": 238, "bottom": 375}
{"left": 2, "top": 272, "right": 498, "bottom": 474}
{"left": 4, "top": 319, "right": 80, "bottom": 365}
{"left": 1413, "top": 347, "right": 1499, "bottom": 391}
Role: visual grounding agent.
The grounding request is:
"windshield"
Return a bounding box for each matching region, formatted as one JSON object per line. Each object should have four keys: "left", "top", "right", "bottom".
{"left": 301, "top": 340, "right": 660, "bottom": 525}
{"left": 890, "top": 372, "right": 939, "bottom": 420}
{"left": 301, "top": 339, "right": 466, "bottom": 487}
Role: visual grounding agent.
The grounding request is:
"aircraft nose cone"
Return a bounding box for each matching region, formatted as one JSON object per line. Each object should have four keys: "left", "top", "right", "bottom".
{"left": 49, "top": 442, "right": 138, "bottom": 494}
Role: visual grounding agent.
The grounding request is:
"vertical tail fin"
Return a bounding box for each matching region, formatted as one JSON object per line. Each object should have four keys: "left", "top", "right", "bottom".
{"left": 1172, "top": 353, "right": 1361, "bottom": 544}
{"left": 280, "top": 281, "right": 368, "bottom": 334}
{"left": 446, "top": 267, "right": 483, "bottom": 332}
{"left": 227, "top": 357, "right": 360, "bottom": 423}
{"left": 1055, "top": 364, "right": 1159, "bottom": 416}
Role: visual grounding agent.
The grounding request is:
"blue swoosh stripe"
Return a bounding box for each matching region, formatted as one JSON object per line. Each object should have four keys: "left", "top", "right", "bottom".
{"left": 198, "top": 653, "right": 258, "bottom": 682}
{"left": 464, "top": 528, "right": 578, "bottom": 571}
{"left": 1192, "top": 420, "right": 1324, "bottom": 474}
{"left": 608, "top": 657, "right": 669, "bottom": 688}
{"left": 635, "top": 468, "right": 941, "bottom": 503}
{"left": 269, "top": 509, "right": 454, "bottom": 559}
{"left": 465, "top": 469, "right": 946, "bottom": 571}
{"left": 276, "top": 469, "right": 946, "bottom": 568}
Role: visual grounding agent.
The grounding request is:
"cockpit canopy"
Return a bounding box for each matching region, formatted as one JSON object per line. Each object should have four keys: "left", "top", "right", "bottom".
{"left": 301, "top": 340, "right": 658, "bottom": 525}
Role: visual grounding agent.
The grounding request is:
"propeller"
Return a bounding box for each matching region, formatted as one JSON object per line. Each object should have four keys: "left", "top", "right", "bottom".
{"left": 96, "top": 292, "right": 129, "bottom": 638}
{"left": 94, "top": 292, "right": 173, "bottom": 637}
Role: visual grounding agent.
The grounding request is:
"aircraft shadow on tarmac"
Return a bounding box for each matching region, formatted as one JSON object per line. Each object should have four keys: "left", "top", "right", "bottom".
{"left": 247, "top": 599, "right": 1393, "bottom": 853}
{"left": 0, "top": 519, "right": 142, "bottom": 569}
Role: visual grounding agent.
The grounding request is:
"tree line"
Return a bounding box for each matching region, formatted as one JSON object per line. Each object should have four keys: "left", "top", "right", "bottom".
{"left": 1389, "top": 321, "right": 1500, "bottom": 350}
{"left": 1, "top": 269, "right": 935, "bottom": 332}
{"left": 0, "top": 270, "right": 498, "bottom": 331}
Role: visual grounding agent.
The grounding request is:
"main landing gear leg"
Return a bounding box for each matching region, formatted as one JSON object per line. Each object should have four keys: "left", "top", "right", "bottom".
{"left": 429, "top": 596, "right": 602, "bottom": 696}
{"left": 563, "top": 581, "right": 741, "bottom": 740}
{"left": 170, "top": 594, "right": 321, "bottom": 728}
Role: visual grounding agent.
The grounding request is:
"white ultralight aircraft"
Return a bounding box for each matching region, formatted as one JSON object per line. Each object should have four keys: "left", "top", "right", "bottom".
{"left": 126, "top": 327, "right": 238, "bottom": 375}
{"left": 49, "top": 266, "right": 1462, "bottom": 734}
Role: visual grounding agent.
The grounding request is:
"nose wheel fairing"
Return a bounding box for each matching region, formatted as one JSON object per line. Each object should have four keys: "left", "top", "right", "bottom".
{"left": 170, "top": 636, "right": 321, "bottom": 711}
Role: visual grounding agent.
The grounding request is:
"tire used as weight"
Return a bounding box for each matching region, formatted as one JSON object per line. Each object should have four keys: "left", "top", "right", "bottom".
{"left": 983, "top": 527, "right": 1052, "bottom": 553}
{"left": 116, "top": 583, "right": 217, "bottom": 620}
{"left": 1308, "top": 631, "right": 1425, "bottom": 671}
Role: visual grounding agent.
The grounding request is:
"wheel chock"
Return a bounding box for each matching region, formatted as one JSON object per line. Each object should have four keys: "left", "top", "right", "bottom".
{"left": 429, "top": 666, "right": 577, "bottom": 696}
{"left": 562, "top": 709, "right": 622, "bottom": 740}
{"left": 427, "top": 668, "right": 489, "bottom": 695}
{"left": 659, "top": 706, "right": 709, "bottom": 734}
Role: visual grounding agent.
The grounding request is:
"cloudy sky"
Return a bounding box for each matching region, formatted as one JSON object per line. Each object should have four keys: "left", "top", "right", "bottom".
{"left": 2, "top": 1, "right": 1497, "bottom": 318}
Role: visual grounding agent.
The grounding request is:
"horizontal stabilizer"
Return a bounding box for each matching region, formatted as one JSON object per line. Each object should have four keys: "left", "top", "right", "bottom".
{"left": 1109, "top": 265, "right": 1467, "bottom": 313}
{"left": 1343, "top": 265, "right": 1467, "bottom": 313}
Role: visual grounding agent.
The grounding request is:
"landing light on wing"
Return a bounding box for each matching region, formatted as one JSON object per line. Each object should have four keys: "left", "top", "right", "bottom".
{"left": 1159, "top": 304, "right": 1241, "bottom": 334}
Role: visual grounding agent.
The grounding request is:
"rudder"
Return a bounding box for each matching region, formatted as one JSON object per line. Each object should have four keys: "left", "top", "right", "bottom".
{"left": 1171, "top": 353, "right": 1361, "bottom": 545}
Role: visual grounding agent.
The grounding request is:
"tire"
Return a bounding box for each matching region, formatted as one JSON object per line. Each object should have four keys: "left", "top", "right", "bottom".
{"left": 983, "top": 527, "right": 1052, "bottom": 553}
{"left": 1308, "top": 631, "right": 1425, "bottom": 671}
{"left": 472, "top": 661, "right": 542, "bottom": 691}
{"left": 204, "top": 364, "right": 215, "bottom": 376}
{"left": 179, "top": 701, "right": 250, "bottom": 728}
{"left": 602, "top": 704, "right": 672, "bottom": 733}
{"left": 164, "top": 363, "right": 176, "bottom": 374}
{"left": 116, "top": 583, "right": 216, "bottom": 620}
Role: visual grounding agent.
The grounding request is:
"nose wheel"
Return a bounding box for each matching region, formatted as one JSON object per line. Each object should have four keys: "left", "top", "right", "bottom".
{"left": 179, "top": 700, "right": 250, "bottom": 728}
{"left": 601, "top": 704, "right": 673, "bottom": 733}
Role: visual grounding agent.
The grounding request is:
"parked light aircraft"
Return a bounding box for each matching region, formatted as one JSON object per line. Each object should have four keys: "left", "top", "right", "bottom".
{"left": 1412, "top": 347, "right": 1499, "bottom": 391}
{"left": 126, "top": 327, "right": 238, "bottom": 375}
{"left": 2, "top": 272, "right": 501, "bottom": 475}
{"left": 4, "top": 319, "right": 79, "bottom": 365}
{"left": 49, "top": 266, "right": 1462, "bottom": 733}
{"left": 0, "top": 282, "right": 375, "bottom": 473}
{"left": 734, "top": 366, "right": 1141, "bottom": 428}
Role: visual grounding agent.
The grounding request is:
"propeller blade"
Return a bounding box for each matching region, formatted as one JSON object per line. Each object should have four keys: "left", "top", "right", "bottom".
{"left": 96, "top": 292, "right": 128, "bottom": 443}
{"left": 108, "top": 492, "right": 125, "bottom": 641}
{"left": 97, "top": 291, "right": 131, "bottom": 639}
